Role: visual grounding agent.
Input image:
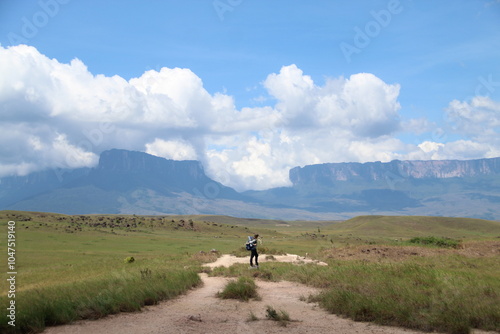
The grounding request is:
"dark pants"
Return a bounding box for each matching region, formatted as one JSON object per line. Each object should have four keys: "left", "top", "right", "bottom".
{"left": 250, "top": 248, "right": 259, "bottom": 266}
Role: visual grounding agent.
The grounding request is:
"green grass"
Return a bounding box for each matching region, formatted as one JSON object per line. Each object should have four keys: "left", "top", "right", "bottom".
{"left": 217, "top": 276, "right": 259, "bottom": 301}
{"left": 1, "top": 211, "right": 499, "bottom": 334}
{"left": 328, "top": 215, "right": 500, "bottom": 239}
{"left": 308, "top": 259, "right": 500, "bottom": 334}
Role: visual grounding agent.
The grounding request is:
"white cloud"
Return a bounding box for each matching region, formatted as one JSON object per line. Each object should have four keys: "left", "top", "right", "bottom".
{"left": 145, "top": 138, "right": 197, "bottom": 161}
{"left": 264, "top": 65, "right": 401, "bottom": 137}
{"left": 0, "top": 44, "right": 229, "bottom": 177}
{"left": 415, "top": 140, "right": 498, "bottom": 160}
{"left": 403, "top": 96, "right": 500, "bottom": 161}
{"left": 446, "top": 96, "right": 500, "bottom": 138}
{"left": 418, "top": 141, "right": 445, "bottom": 154}
{"left": 0, "top": 45, "right": 498, "bottom": 191}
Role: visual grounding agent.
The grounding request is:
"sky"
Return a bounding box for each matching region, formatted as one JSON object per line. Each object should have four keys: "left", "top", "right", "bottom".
{"left": 0, "top": 0, "right": 499, "bottom": 191}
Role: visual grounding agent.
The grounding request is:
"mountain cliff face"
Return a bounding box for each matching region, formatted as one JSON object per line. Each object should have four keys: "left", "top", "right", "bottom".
{"left": 289, "top": 157, "right": 500, "bottom": 187}
{"left": 90, "top": 149, "right": 213, "bottom": 191}
{"left": 97, "top": 149, "right": 206, "bottom": 180}
{"left": 248, "top": 156, "right": 500, "bottom": 219}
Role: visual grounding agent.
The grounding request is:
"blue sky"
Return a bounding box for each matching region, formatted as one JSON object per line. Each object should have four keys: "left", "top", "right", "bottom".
{"left": 0, "top": 0, "right": 499, "bottom": 190}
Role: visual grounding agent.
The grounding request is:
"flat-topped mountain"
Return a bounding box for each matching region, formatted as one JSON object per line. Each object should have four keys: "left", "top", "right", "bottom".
{"left": 97, "top": 149, "right": 204, "bottom": 177}
{"left": 0, "top": 150, "right": 499, "bottom": 219}
{"left": 86, "top": 149, "right": 220, "bottom": 192}
{"left": 290, "top": 157, "right": 500, "bottom": 186}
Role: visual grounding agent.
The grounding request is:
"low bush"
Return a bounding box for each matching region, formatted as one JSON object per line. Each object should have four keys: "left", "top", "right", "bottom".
{"left": 124, "top": 256, "right": 135, "bottom": 263}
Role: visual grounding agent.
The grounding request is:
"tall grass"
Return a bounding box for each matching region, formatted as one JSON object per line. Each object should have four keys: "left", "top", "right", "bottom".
{"left": 0, "top": 268, "right": 200, "bottom": 334}
{"left": 308, "top": 261, "right": 500, "bottom": 334}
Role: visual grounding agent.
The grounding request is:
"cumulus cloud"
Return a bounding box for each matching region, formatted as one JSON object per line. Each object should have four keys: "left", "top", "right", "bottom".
{"left": 0, "top": 44, "right": 231, "bottom": 177}
{"left": 203, "top": 65, "right": 405, "bottom": 190}
{"left": 264, "top": 65, "right": 402, "bottom": 137}
{"left": 0, "top": 45, "right": 498, "bottom": 191}
{"left": 414, "top": 96, "right": 500, "bottom": 160}
{"left": 446, "top": 96, "right": 500, "bottom": 139}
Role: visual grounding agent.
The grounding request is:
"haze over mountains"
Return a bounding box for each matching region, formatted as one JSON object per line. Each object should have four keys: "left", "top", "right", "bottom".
{"left": 1, "top": 149, "right": 499, "bottom": 220}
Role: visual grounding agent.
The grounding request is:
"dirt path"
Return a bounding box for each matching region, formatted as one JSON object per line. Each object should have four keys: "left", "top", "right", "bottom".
{"left": 42, "top": 254, "right": 487, "bottom": 334}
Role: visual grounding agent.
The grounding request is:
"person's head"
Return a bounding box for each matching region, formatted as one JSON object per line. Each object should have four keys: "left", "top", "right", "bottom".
{"left": 254, "top": 234, "right": 259, "bottom": 239}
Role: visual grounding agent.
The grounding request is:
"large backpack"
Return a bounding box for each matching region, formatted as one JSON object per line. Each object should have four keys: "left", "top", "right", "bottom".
{"left": 245, "top": 237, "right": 255, "bottom": 251}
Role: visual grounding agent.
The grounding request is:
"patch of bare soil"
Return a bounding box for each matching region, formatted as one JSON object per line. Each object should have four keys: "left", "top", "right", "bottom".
{"left": 204, "top": 253, "right": 328, "bottom": 268}
{"left": 43, "top": 253, "right": 496, "bottom": 334}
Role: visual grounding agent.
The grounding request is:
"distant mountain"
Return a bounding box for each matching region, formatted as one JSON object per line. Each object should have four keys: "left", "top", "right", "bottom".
{"left": 0, "top": 167, "right": 91, "bottom": 208}
{"left": 247, "top": 157, "right": 500, "bottom": 220}
{"left": 0, "top": 149, "right": 246, "bottom": 215}
{"left": 83, "top": 149, "right": 240, "bottom": 198}
{"left": 1, "top": 150, "right": 499, "bottom": 220}
{"left": 289, "top": 158, "right": 500, "bottom": 186}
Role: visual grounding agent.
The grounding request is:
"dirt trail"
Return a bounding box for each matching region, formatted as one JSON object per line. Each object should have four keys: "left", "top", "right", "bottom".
{"left": 42, "top": 254, "right": 486, "bottom": 334}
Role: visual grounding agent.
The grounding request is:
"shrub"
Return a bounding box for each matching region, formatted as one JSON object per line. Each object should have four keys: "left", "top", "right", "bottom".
{"left": 408, "top": 236, "right": 461, "bottom": 248}
{"left": 124, "top": 256, "right": 135, "bottom": 263}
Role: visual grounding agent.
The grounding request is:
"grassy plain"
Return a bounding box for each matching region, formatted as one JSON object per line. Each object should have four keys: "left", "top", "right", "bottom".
{"left": 0, "top": 211, "right": 499, "bottom": 333}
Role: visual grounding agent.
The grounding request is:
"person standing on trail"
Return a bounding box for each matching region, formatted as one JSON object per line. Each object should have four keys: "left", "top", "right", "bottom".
{"left": 249, "top": 234, "right": 259, "bottom": 268}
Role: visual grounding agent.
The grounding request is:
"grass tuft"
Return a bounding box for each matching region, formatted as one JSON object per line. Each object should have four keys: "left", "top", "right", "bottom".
{"left": 247, "top": 311, "right": 259, "bottom": 322}
{"left": 217, "top": 276, "right": 259, "bottom": 302}
{"left": 265, "top": 305, "right": 291, "bottom": 327}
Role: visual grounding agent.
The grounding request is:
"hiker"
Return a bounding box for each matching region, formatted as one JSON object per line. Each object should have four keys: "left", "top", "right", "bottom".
{"left": 248, "top": 234, "right": 259, "bottom": 268}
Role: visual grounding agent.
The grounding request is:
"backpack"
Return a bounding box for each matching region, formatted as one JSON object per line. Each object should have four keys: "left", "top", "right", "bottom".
{"left": 245, "top": 236, "right": 255, "bottom": 251}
